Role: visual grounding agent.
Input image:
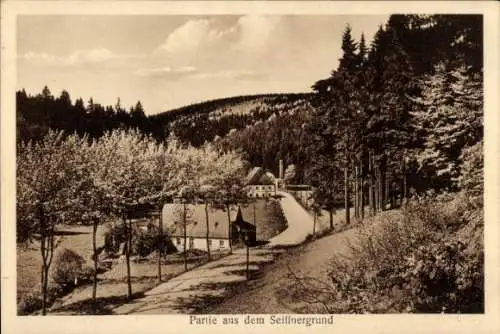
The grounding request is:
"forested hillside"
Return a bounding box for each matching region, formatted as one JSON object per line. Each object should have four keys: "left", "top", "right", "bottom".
{"left": 148, "top": 93, "right": 313, "bottom": 147}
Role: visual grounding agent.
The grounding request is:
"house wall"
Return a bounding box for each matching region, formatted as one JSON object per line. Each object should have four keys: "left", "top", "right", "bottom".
{"left": 171, "top": 236, "right": 230, "bottom": 252}
{"left": 247, "top": 185, "right": 276, "bottom": 198}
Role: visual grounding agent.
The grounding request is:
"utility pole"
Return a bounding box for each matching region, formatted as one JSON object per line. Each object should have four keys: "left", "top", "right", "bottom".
{"left": 253, "top": 202, "right": 256, "bottom": 226}
{"left": 245, "top": 232, "right": 250, "bottom": 280}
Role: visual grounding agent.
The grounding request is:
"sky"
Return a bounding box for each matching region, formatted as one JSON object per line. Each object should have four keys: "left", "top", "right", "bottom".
{"left": 17, "top": 15, "right": 389, "bottom": 115}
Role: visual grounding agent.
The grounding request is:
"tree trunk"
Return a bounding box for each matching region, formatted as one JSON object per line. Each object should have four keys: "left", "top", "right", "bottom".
{"left": 374, "top": 166, "right": 379, "bottom": 213}
{"left": 360, "top": 159, "right": 365, "bottom": 219}
{"left": 368, "top": 151, "right": 374, "bottom": 216}
{"left": 344, "top": 167, "right": 350, "bottom": 225}
{"left": 352, "top": 166, "right": 358, "bottom": 219}
{"left": 245, "top": 232, "right": 250, "bottom": 279}
{"left": 126, "top": 215, "right": 132, "bottom": 300}
{"left": 158, "top": 208, "right": 163, "bottom": 282}
{"left": 385, "top": 172, "right": 389, "bottom": 210}
{"left": 313, "top": 210, "right": 317, "bottom": 235}
{"left": 354, "top": 166, "right": 359, "bottom": 220}
{"left": 403, "top": 156, "right": 407, "bottom": 206}
{"left": 329, "top": 209, "right": 334, "bottom": 230}
{"left": 42, "top": 265, "right": 49, "bottom": 315}
{"left": 39, "top": 215, "right": 55, "bottom": 316}
{"left": 226, "top": 204, "right": 232, "bottom": 253}
{"left": 378, "top": 167, "right": 382, "bottom": 212}
{"left": 205, "top": 203, "right": 211, "bottom": 261}
{"left": 183, "top": 203, "right": 188, "bottom": 271}
{"left": 40, "top": 227, "right": 47, "bottom": 315}
{"left": 253, "top": 202, "right": 256, "bottom": 225}
{"left": 92, "top": 218, "right": 98, "bottom": 314}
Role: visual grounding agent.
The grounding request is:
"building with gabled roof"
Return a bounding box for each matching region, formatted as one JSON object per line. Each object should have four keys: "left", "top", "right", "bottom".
{"left": 244, "top": 167, "right": 277, "bottom": 198}
{"left": 162, "top": 203, "right": 240, "bottom": 252}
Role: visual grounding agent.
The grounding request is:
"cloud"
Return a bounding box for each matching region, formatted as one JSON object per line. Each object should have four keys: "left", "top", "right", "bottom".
{"left": 21, "top": 51, "right": 60, "bottom": 63}
{"left": 134, "top": 66, "right": 266, "bottom": 81}
{"left": 232, "top": 15, "right": 283, "bottom": 52}
{"left": 134, "top": 66, "right": 197, "bottom": 79}
{"left": 155, "top": 19, "right": 227, "bottom": 55}
{"left": 154, "top": 15, "right": 285, "bottom": 61}
{"left": 67, "top": 48, "right": 122, "bottom": 64}
{"left": 19, "top": 48, "right": 140, "bottom": 67}
{"left": 191, "top": 69, "right": 267, "bottom": 81}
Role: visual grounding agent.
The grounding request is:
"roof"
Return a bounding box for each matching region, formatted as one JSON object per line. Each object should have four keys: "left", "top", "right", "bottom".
{"left": 245, "top": 167, "right": 276, "bottom": 185}
{"left": 233, "top": 206, "right": 256, "bottom": 231}
{"left": 162, "top": 203, "right": 239, "bottom": 239}
{"left": 245, "top": 167, "right": 264, "bottom": 185}
{"left": 259, "top": 172, "right": 276, "bottom": 185}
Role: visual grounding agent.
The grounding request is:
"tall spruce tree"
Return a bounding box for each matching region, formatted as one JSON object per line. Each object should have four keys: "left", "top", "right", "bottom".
{"left": 412, "top": 62, "right": 483, "bottom": 190}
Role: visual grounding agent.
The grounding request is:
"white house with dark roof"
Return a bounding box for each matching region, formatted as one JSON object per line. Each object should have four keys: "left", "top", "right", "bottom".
{"left": 162, "top": 203, "right": 239, "bottom": 251}
{"left": 244, "top": 166, "right": 278, "bottom": 198}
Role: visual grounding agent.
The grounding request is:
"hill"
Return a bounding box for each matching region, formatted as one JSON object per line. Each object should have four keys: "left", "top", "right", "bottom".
{"left": 148, "top": 93, "right": 314, "bottom": 146}
{"left": 146, "top": 93, "right": 316, "bottom": 180}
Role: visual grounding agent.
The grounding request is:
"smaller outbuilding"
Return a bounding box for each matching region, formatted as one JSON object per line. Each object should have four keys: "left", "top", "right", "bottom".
{"left": 231, "top": 206, "right": 257, "bottom": 246}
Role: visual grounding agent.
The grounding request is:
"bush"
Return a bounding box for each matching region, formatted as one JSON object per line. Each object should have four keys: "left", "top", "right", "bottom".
{"left": 301, "top": 193, "right": 485, "bottom": 313}
{"left": 51, "top": 248, "right": 85, "bottom": 291}
{"left": 104, "top": 223, "right": 128, "bottom": 253}
{"left": 18, "top": 293, "right": 42, "bottom": 315}
{"left": 134, "top": 230, "right": 177, "bottom": 257}
{"left": 401, "top": 239, "right": 484, "bottom": 313}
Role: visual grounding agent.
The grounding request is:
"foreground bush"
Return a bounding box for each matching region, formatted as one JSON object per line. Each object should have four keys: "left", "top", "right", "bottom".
{"left": 134, "top": 229, "right": 177, "bottom": 258}
{"left": 18, "top": 293, "right": 43, "bottom": 315}
{"left": 291, "top": 192, "right": 483, "bottom": 313}
{"left": 51, "top": 249, "right": 86, "bottom": 291}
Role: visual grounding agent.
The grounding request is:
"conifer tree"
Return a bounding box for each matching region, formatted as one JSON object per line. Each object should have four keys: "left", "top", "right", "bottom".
{"left": 412, "top": 62, "right": 483, "bottom": 190}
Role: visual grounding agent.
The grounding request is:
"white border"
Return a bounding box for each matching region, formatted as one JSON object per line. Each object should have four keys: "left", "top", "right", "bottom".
{"left": 2, "top": 2, "right": 499, "bottom": 334}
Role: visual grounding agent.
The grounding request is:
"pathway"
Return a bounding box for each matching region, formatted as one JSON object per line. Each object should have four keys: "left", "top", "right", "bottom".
{"left": 111, "top": 247, "right": 283, "bottom": 314}
{"left": 266, "top": 191, "right": 315, "bottom": 247}
{"left": 109, "top": 191, "right": 316, "bottom": 314}
{"left": 102, "top": 193, "right": 385, "bottom": 314}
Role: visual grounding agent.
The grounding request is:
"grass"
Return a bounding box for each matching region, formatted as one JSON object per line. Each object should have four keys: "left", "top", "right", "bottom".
{"left": 17, "top": 199, "right": 286, "bottom": 314}
{"left": 17, "top": 224, "right": 107, "bottom": 304}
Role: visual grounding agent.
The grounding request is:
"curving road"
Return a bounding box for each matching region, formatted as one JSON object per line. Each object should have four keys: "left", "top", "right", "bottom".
{"left": 106, "top": 192, "right": 370, "bottom": 314}
{"left": 266, "top": 191, "right": 315, "bottom": 247}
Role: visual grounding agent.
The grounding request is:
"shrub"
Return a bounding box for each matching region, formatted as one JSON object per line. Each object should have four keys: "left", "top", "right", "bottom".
{"left": 104, "top": 222, "right": 128, "bottom": 253}
{"left": 401, "top": 239, "right": 484, "bottom": 313}
{"left": 79, "top": 265, "right": 96, "bottom": 283}
{"left": 134, "top": 230, "right": 176, "bottom": 257}
{"left": 51, "top": 248, "right": 85, "bottom": 291}
{"left": 18, "top": 293, "right": 42, "bottom": 315}
{"left": 300, "top": 193, "right": 485, "bottom": 313}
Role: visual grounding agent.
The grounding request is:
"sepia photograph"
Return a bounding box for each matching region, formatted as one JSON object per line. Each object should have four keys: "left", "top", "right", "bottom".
{"left": 1, "top": 1, "right": 499, "bottom": 333}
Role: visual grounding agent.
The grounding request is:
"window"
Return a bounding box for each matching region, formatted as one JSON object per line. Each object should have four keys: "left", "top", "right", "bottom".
{"left": 208, "top": 239, "right": 213, "bottom": 246}
{"left": 176, "top": 237, "right": 181, "bottom": 245}
{"left": 189, "top": 237, "right": 194, "bottom": 249}
{"left": 219, "top": 240, "right": 224, "bottom": 247}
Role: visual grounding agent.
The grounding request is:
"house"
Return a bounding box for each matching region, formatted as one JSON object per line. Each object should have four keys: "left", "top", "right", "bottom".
{"left": 231, "top": 206, "right": 257, "bottom": 246}
{"left": 245, "top": 167, "right": 278, "bottom": 198}
{"left": 162, "top": 203, "right": 239, "bottom": 252}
